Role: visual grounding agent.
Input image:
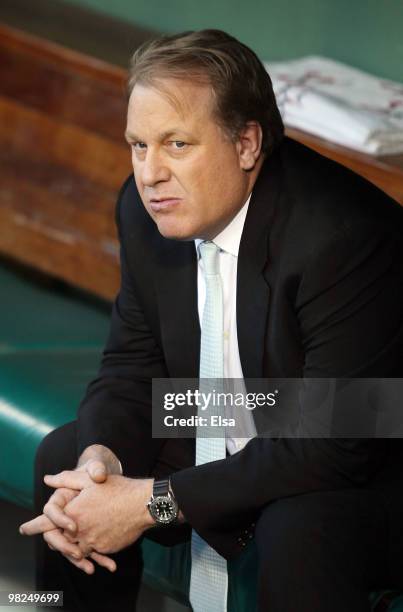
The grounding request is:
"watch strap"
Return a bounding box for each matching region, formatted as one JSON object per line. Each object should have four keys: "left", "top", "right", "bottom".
{"left": 153, "top": 478, "right": 170, "bottom": 497}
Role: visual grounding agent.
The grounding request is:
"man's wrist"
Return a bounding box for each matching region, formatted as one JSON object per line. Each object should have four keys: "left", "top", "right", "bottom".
{"left": 142, "top": 478, "right": 158, "bottom": 528}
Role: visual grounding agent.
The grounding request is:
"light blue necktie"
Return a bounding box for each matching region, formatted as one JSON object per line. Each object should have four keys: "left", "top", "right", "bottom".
{"left": 190, "top": 241, "right": 228, "bottom": 612}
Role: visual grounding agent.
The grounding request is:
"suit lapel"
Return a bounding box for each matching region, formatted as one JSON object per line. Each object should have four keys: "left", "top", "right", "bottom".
{"left": 237, "top": 150, "right": 283, "bottom": 378}
{"left": 156, "top": 238, "right": 200, "bottom": 378}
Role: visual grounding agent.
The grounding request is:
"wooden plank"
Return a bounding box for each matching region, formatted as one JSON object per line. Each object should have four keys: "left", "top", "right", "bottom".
{"left": 0, "top": 24, "right": 131, "bottom": 299}
{"left": 0, "top": 35, "right": 128, "bottom": 143}
{"left": 1, "top": 166, "right": 118, "bottom": 244}
{"left": 0, "top": 96, "right": 131, "bottom": 192}
{"left": 0, "top": 22, "right": 127, "bottom": 85}
{"left": 0, "top": 207, "right": 120, "bottom": 300}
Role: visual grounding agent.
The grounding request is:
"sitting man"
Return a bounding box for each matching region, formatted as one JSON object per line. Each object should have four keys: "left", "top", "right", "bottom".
{"left": 20, "top": 29, "right": 403, "bottom": 612}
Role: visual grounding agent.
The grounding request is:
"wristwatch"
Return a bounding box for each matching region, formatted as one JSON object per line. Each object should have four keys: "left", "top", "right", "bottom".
{"left": 147, "top": 478, "right": 179, "bottom": 525}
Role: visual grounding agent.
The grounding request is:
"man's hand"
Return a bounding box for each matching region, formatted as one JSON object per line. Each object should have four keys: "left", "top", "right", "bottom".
{"left": 42, "top": 471, "right": 155, "bottom": 555}
{"left": 20, "top": 482, "right": 117, "bottom": 574}
{"left": 19, "top": 445, "right": 123, "bottom": 574}
{"left": 21, "top": 469, "right": 155, "bottom": 558}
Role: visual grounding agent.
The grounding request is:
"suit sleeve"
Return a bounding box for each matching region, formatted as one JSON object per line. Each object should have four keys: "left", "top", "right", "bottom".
{"left": 77, "top": 179, "right": 168, "bottom": 475}
{"left": 170, "top": 214, "right": 403, "bottom": 557}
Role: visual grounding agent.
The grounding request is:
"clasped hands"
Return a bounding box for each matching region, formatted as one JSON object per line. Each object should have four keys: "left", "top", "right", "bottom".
{"left": 19, "top": 446, "right": 155, "bottom": 575}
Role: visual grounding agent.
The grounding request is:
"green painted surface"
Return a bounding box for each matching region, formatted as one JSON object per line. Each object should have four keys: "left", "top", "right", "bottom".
{"left": 63, "top": 0, "right": 402, "bottom": 82}
{"left": 0, "top": 265, "right": 110, "bottom": 352}
{"left": 0, "top": 262, "right": 110, "bottom": 506}
{"left": 0, "top": 351, "right": 100, "bottom": 507}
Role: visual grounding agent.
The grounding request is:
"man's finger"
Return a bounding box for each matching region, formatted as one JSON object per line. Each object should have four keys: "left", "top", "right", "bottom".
{"left": 43, "top": 529, "right": 84, "bottom": 560}
{"left": 90, "top": 552, "right": 117, "bottom": 573}
{"left": 20, "top": 514, "right": 55, "bottom": 536}
{"left": 50, "top": 487, "right": 79, "bottom": 506}
{"left": 85, "top": 460, "right": 108, "bottom": 483}
{"left": 64, "top": 554, "right": 95, "bottom": 575}
{"left": 43, "top": 489, "right": 77, "bottom": 532}
{"left": 44, "top": 470, "right": 92, "bottom": 491}
{"left": 63, "top": 531, "right": 78, "bottom": 544}
{"left": 21, "top": 488, "right": 79, "bottom": 537}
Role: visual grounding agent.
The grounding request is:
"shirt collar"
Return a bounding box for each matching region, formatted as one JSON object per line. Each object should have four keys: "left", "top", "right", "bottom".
{"left": 195, "top": 193, "right": 251, "bottom": 258}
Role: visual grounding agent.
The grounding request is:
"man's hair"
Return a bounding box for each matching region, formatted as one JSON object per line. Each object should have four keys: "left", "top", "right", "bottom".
{"left": 128, "top": 29, "right": 284, "bottom": 156}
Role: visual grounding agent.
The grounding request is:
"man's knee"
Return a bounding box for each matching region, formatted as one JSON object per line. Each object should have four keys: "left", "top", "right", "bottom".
{"left": 254, "top": 492, "right": 381, "bottom": 612}
{"left": 35, "top": 421, "right": 78, "bottom": 478}
{"left": 255, "top": 489, "right": 380, "bottom": 580}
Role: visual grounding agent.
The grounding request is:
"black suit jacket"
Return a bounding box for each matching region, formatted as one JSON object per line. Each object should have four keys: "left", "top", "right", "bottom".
{"left": 78, "top": 137, "right": 403, "bottom": 559}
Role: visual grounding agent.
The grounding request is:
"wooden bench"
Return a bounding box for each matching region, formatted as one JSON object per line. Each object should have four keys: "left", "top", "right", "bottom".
{"left": 0, "top": 23, "right": 129, "bottom": 300}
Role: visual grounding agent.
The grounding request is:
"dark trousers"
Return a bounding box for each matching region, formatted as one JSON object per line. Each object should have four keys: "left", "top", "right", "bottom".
{"left": 35, "top": 422, "right": 403, "bottom": 612}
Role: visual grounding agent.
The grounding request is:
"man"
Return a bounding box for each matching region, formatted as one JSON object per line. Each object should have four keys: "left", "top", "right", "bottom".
{"left": 20, "top": 29, "right": 403, "bottom": 612}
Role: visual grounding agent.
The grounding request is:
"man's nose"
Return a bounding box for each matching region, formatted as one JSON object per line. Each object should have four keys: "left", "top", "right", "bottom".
{"left": 140, "top": 149, "right": 170, "bottom": 186}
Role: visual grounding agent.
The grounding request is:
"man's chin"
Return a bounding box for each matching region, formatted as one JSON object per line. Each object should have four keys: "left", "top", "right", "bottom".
{"left": 155, "top": 221, "right": 197, "bottom": 242}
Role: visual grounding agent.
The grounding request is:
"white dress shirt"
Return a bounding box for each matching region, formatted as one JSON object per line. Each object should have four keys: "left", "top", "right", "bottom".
{"left": 195, "top": 195, "right": 257, "bottom": 455}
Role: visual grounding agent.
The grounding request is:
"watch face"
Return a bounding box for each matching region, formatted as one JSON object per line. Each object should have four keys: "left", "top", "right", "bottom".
{"left": 149, "top": 495, "right": 178, "bottom": 524}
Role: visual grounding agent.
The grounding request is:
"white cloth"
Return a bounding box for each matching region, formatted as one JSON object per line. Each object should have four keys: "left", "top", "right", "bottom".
{"left": 195, "top": 195, "right": 257, "bottom": 455}
{"left": 265, "top": 55, "right": 403, "bottom": 155}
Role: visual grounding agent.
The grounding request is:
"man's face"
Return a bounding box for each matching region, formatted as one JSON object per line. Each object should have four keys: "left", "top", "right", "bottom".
{"left": 125, "top": 78, "right": 259, "bottom": 240}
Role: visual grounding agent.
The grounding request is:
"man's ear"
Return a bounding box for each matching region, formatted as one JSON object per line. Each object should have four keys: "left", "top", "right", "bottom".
{"left": 237, "top": 121, "right": 263, "bottom": 171}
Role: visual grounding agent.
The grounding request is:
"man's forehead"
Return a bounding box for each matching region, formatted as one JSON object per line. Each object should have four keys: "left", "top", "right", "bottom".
{"left": 128, "top": 78, "right": 215, "bottom": 120}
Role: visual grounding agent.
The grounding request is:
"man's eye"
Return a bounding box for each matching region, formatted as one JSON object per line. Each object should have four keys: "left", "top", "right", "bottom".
{"left": 133, "top": 142, "right": 147, "bottom": 150}
{"left": 171, "top": 141, "right": 186, "bottom": 149}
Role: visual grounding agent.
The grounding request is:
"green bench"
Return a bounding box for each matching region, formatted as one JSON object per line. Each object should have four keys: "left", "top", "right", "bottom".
{"left": 1, "top": 261, "right": 402, "bottom": 611}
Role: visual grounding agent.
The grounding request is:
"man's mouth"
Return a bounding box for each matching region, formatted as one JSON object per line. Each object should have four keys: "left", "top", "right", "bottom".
{"left": 150, "top": 198, "right": 181, "bottom": 212}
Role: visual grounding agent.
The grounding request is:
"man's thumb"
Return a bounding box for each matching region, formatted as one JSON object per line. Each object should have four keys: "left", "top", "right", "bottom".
{"left": 87, "top": 460, "right": 107, "bottom": 482}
